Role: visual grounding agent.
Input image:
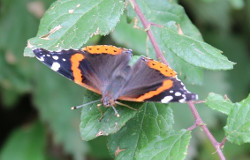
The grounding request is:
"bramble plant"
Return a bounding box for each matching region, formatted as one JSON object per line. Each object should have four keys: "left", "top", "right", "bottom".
{"left": 1, "top": 0, "right": 250, "bottom": 160}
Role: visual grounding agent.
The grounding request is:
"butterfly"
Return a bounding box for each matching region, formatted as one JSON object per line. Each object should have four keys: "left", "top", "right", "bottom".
{"left": 33, "top": 45, "right": 197, "bottom": 116}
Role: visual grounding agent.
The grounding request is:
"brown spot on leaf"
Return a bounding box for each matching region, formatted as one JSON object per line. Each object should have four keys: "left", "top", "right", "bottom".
{"left": 177, "top": 24, "right": 184, "bottom": 35}
{"left": 133, "top": 17, "right": 140, "bottom": 29}
{"left": 96, "top": 131, "right": 104, "bottom": 137}
{"left": 68, "top": 9, "right": 74, "bottom": 14}
{"left": 27, "top": 40, "right": 33, "bottom": 48}
{"left": 40, "top": 25, "right": 62, "bottom": 40}
{"left": 93, "top": 27, "right": 99, "bottom": 35}
{"left": 115, "top": 146, "right": 125, "bottom": 157}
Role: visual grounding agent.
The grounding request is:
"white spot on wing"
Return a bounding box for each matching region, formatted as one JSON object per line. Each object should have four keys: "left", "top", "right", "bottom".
{"left": 52, "top": 56, "right": 59, "bottom": 60}
{"left": 195, "top": 94, "right": 199, "bottom": 100}
{"left": 169, "top": 90, "right": 173, "bottom": 93}
{"left": 175, "top": 92, "right": 181, "bottom": 96}
{"left": 37, "top": 56, "right": 44, "bottom": 61}
{"left": 62, "top": 58, "right": 66, "bottom": 61}
{"left": 51, "top": 62, "right": 60, "bottom": 71}
{"left": 179, "top": 99, "right": 185, "bottom": 103}
{"left": 161, "top": 96, "right": 173, "bottom": 103}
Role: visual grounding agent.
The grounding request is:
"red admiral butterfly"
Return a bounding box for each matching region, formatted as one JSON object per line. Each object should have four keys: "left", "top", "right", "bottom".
{"left": 33, "top": 45, "right": 197, "bottom": 115}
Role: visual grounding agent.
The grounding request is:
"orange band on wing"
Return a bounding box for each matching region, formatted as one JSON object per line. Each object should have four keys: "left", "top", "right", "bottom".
{"left": 70, "top": 53, "right": 101, "bottom": 95}
{"left": 147, "top": 58, "right": 176, "bottom": 77}
{"left": 82, "top": 45, "right": 124, "bottom": 55}
{"left": 135, "top": 79, "right": 174, "bottom": 101}
{"left": 71, "top": 53, "right": 85, "bottom": 85}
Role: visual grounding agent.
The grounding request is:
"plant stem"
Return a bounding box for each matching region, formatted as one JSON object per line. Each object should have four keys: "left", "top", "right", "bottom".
{"left": 187, "top": 102, "right": 225, "bottom": 160}
{"left": 129, "top": 0, "right": 168, "bottom": 65}
{"left": 129, "top": 0, "right": 226, "bottom": 160}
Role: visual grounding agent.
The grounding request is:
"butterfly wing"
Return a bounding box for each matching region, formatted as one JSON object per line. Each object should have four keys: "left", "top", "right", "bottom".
{"left": 118, "top": 57, "right": 198, "bottom": 103}
{"left": 33, "top": 46, "right": 132, "bottom": 95}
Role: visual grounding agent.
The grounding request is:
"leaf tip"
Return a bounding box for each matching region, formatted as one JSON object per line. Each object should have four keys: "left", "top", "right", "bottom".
{"left": 27, "top": 40, "right": 34, "bottom": 49}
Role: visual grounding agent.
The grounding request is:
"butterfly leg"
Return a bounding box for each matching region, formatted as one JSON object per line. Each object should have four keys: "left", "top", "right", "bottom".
{"left": 112, "top": 106, "right": 120, "bottom": 118}
{"left": 115, "top": 101, "right": 137, "bottom": 111}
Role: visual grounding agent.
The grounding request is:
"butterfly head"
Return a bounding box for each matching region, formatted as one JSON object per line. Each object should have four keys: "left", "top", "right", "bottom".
{"left": 101, "top": 95, "right": 116, "bottom": 107}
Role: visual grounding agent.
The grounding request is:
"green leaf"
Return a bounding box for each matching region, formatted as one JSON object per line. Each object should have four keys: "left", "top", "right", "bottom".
{"left": 148, "top": 29, "right": 204, "bottom": 85}
{"left": 0, "top": 122, "right": 46, "bottom": 160}
{"left": 33, "top": 63, "right": 88, "bottom": 160}
{"left": 159, "top": 25, "right": 234, "bottom": 70}
{"left": 224, "top": 94, "right": 250, "bottom": 145}
{"left": 24, "top": 0, "right": 125, "bottom": 56}
{"left": 127, "top": 0, "right": 203, "bottom": 40}
{"left": 127, "top": 0, "right": 204, "bottom": 84}
{"left": 127, "top": 0, "right": 234, "bottom": 70}
{"left": 80, "top": 90, "right": 139, "bottom": 141}
{"left": 137, "top": 130, "right": 191, "bottom": 160}
{"left": 107, "top": 103, "right": 190, "bottom": 159}
{"left": 205, "top": 92, "right": 234, "bottom": 115}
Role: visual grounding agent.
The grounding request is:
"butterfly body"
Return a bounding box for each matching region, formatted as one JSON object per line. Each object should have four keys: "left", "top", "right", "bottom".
{"left": 33, "top": 45, "right": 197, "bottom": 109}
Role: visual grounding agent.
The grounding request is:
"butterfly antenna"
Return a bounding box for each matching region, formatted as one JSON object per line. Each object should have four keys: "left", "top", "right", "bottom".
{"left": 112, "top": 106, "right": 120, "bottom": 117}
{"left": 115, "top": 101, "right": 137, "bottom": 111}
{"left": 71, "top": 99, "right": 101, "bottom": 110}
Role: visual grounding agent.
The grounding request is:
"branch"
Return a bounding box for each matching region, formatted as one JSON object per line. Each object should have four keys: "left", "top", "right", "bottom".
{"left": 187, "top": 102, "right": 225, "bottom": 160}
{"left": 129, "top": 0, "right": 168, "bottom": 65}
{"left": 129, "top": 0, "right": 226, "bottom": 160}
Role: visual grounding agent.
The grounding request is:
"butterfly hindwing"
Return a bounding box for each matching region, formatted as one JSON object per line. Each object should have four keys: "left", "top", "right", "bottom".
{"left": 118, "top": 57, "right": 197, "bottom": 103}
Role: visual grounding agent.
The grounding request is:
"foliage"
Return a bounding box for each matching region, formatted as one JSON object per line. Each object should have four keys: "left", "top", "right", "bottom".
{"left": 207, "top": 93, "right": 250, "bottom": 145}
{"left": 0, "top": 122, "right": 46, "bottom": 160}
{"left": 0, "top": 0, "right": 250, "bottom": 160}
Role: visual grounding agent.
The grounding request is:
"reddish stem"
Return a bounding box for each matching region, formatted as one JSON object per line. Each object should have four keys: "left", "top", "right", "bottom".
{"left": 220, "top": 137, "right": 227, "bottom": 148}
{"left": 129, "top": 0, "right": 168, "bottom": 65}
{"left": 188, "top": 102, "right": 225, "bottom": 160}
{"left": 129, "top": 0, "right": 226, "bottom": 160}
